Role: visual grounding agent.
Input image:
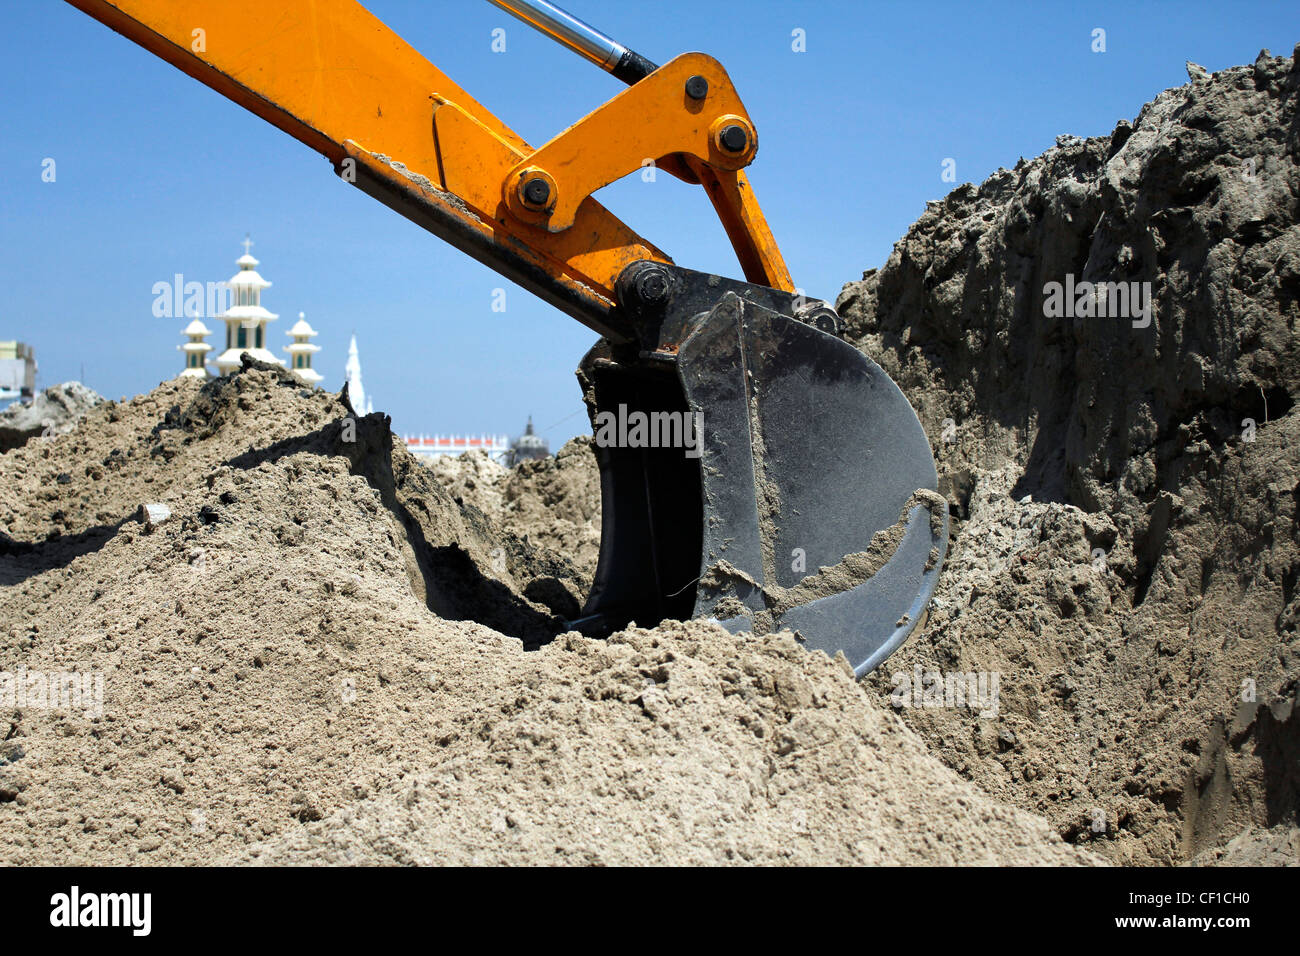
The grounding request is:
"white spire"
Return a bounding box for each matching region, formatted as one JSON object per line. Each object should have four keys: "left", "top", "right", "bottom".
{"left": 345, "top": 334, "right": 373, "bottom": 414}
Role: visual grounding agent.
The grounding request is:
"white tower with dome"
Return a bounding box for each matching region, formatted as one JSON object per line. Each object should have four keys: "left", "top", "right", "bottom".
{"left": 177, "top": 318, "right": 213, "bottom": 378}
{"left": 284, "top": 312, "right": 323, "bottom": 384}
{"left": 214, "top": 236, "right": 285, "bottom": 374}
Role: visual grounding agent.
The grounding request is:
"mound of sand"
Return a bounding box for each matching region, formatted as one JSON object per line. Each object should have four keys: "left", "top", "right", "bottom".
{"left": 0, "top": 359, "right": 1091, "bottom": 865}
{"left": 840, "top": 49, "right": 1300, "bottom": 864}
{"left": 232, "top": 620, "right": 1090, "bottom": 865}
{"left": 433, "top": 438, "right": 602, "bottom": 583}
{"left": 429, "top": 448, "right": 508, "bottom": 518}
{"left": 0, "top": 381, "right": 103, "bottom": 453}
{"left": 1191, "top": 823, "right": 1300, "bottom": 865}
{"left": 7, "top": 49, "right": 1298, "bottom": 868}
{"left": 417, "top": 49, "right": 1300, "bottom": 866}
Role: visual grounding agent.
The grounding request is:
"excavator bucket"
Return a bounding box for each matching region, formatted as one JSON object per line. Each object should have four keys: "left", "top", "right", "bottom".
{"left": 569, "top": 265, "right": 948, "bottom": 676}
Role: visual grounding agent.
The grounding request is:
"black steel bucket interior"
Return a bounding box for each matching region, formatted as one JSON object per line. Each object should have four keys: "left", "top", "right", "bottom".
{"left": 572, "top": 360, "right": 702, "bottom": 635}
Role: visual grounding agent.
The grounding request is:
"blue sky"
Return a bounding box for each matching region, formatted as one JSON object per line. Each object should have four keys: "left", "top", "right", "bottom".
{"left": 1, "top": 1, "right": 1294, "bottom": 446}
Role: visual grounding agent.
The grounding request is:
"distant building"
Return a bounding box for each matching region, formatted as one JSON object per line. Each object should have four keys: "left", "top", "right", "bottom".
{"left": 0, "top": 341, "right": 36, "bottom": 401}
{"left": 175, "top": 239, "right": 323, "bottom": 381}
{"left": 344, "top": 334, "right": 373, "bottom": 414}
{"left": 506, "top": 417, "right": 549, "bottom": 466}
{"left": 177, "top": 319, "right": 213, "bottom": 379}
{"left": 403, "top": 433, "right": 510, "bottom": 463}
{"left": 284, "top": 313, "right": 323, "bottom": 385}
{"left": 399, "top": 417, "right": 545, "bottom": 466}
{"left": 214, "top": 237, "right": 285, "bottom": 374}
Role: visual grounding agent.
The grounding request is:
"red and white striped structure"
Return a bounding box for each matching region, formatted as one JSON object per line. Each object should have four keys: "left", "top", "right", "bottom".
{"left": 403, "top": 433, "right": 510, "bottom": 463}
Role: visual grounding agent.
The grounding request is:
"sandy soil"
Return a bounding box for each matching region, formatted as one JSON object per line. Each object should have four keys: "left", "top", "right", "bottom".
{"left": 0, "top": 363, "right": 1091, "bottom": 865}
{"left": 3, "top": 50, "right": 1298, "bottom": 867}
{"left": 837, "top": 50, "right": 1300, "bottom": 864}
{"left": 0, "top": 382, "right": 102, "bottom": 453}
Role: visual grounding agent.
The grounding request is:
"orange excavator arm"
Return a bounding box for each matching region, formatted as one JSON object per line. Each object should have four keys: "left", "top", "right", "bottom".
{"left": 65, "top": 0, "right": 793, "bottom": 341}
{"left": 59, "top": 0, "right": 950, "bottom": 679}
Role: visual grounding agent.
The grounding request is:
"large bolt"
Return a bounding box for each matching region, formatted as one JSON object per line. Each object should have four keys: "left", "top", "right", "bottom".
{"left": 521, "top": 177, "right": 551, "bottom": 208}
{"left": 797, "top": 304, "right": 841, "bottom": 336}
{"left": 718, "top": 124, "right": 749, "bottom": 153}
{"left": 616, "top": 261, "right": 677, "bottom": 316}
{"left": 633, "top": 265, "right": 672, "bottom": 305}
{"left": 685, "top": 75, "right": 709, "bottom": 100}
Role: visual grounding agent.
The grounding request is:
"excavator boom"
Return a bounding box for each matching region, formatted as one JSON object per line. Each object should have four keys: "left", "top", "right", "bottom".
{"left": 65, "top": 0, "right": 785, "bottom": 336}
{"left": 59, "top": 0, "right": 948, "bottom": 675}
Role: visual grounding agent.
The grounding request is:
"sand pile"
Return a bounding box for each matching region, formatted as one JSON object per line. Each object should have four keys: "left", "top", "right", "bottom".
{"left": 0, "top": 359, "right": 1090, "bottom": 865}
{"left": 232, "top": 620, "right": 1087, "bottom": 865}
{"left": 429, "top": 448, "right": 508, "bottom": 517}
{"left": 1191, "top": 822, "right": 1300, "bottom": 865}
{"left": 413, "top": 49, "right": 1300, "bottom": 865}
{"left": 0, "top": 381, "right": 103, "bottom": 453}
{"left": 433, "top": 438, "right": 602, "bottom": 583}
{"left": 839, "top": 49, "right": 1300, "bottom": 864}
{"left": 6, "top": 49, "right": 1297, "bottom": 868}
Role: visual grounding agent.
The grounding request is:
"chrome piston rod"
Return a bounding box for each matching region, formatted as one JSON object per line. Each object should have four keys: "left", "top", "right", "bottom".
{"left": 485, "top": 0, "right": 658, "bottom": 84}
